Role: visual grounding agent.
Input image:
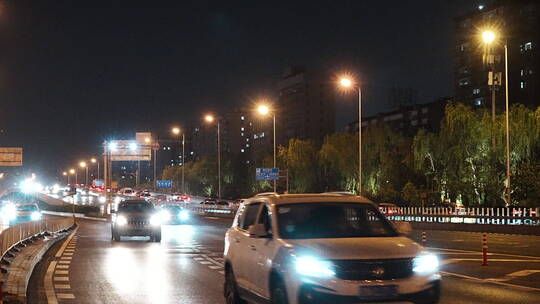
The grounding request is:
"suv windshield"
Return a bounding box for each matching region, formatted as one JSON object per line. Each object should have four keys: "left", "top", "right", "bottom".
{"left": 118, "top": 202, "right": 154, "bottom": 213}
{"left": 277, "top": 203, "right": 397, "bottom": 239}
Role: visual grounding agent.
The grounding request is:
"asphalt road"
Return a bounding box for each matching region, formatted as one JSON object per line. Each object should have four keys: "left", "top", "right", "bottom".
{"left": 27, "top": 216, "right": 540, "bottom": 304}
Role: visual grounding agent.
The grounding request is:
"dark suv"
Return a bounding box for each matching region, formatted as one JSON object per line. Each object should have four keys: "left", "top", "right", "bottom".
{"left": 111, "top": 200, "right": 162, "bottom": 242}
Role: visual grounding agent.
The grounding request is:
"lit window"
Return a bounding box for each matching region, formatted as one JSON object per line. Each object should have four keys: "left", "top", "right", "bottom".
{"left": 241, "top": 132, "right": 244, "bottom": 137}
{"left": 473, "top": 88, "right": 480, "bottom": 95}
{"left": 474, "top": 98, "right": 482, "bottom": 106}
{"left": 249, "top": 122, "right": 253, "bottom": 126}
{"left": 246, "top": 144, "right": 250, "bottom": 147}
{"left": 520, "top": 69, "right": 524, "bottom": 77}
{"left": 253, "top": 134, "right": 258, "bottom": 139}
{"left": 261, "top": 132, "right": 265, "bottom": 137}
{"left": 241, "top": 127, "right": 244, "bottom": 131}
{"left": 241, "top": 116, "right": 245, "bottom": 120}
{"left": 190, "top": 151, "right": 194, "bottom": 155}
{"left": 241, "top": 149, "right": 245, "bottom": 153}
{"left": 246, "top": 138, "right": 249, "bottom": 142}
{"left": 525, "top": 42, "right": 532, "bottom": 50}
{"left": 246, "top": 160, "right": 250, "bottom": 164}
{"left": 520, "top": 81, "right": 526, "bottom": 89}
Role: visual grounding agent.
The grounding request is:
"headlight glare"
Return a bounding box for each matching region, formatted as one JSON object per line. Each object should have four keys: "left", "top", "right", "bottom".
{"left": 295, "top": 256, "right": 335, "bottom": 278}
{"left": 150, "top": 214, "right": 161, "bottom": 226}
{"left": 31, "top": 211, "right": 42, "bottom": 221}
{"left": 413, "top": 254, "right": 439, "bottom": 274}
{"left": 116, "top": 215, "right": 128, "bottom": 226}
{"left": 179, "top": 210, "right": 190, "bottom": 221}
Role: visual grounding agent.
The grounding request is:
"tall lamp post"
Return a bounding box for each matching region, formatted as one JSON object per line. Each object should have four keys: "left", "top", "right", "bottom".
{"left": 91, "top": 157, "right": 99, "bottom": 180}
{"left": 482, "top": 29, "right": 511, "bottom": 205}
{"left": 69, "top": 168, "right": 76, "bottom": 185}
{"left": 80, "top": 161, "right": 88, "bottom": 187}
{"left": 172, "top": 127, "right": 186, "bottom": 193}
{"left": 204, "top": 114, "right": 221, "bottom": 199}
{"left": 338, "top": 76, "right": 363, "bottom": 195}
{"left": 63, "top": 171, "right": 68, "bottom": 185}
{"left": 256, "top": 104, "right": 277, "bottom": 192}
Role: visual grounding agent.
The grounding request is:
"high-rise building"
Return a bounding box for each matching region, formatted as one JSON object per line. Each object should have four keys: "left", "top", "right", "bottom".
{"left": 277, "top": 66, "right": 336, "bottom": 145}
{"left": 454, "top": 0, "right": 539, "bottom": 109}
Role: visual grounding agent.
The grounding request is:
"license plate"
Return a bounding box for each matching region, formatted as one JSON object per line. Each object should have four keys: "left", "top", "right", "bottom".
{"left": 359, "top": 285, "right": 398, "bottom": 298}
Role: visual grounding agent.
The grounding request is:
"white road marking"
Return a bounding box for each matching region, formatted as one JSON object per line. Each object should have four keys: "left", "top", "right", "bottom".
{"left": 45, "top": 261, "right": 58, "bottom": 304}
{"left": 200, "top": 261, "right": 212, "bottom": 265}
{"left": 55, "top": 270, "right": 69, "bottom": 275}
{"left": 54, "top": 277, "right": 69, "bottom": 282}
{"left": 58, "top": 260, "right": 71, "bottom": 264}
{"left": 441, "top": 271, "right": 540, "bottom": 292}
{"left": 63, "top": 252, "right": 74, "bottom": 256}
{"left": 429, "top": 247, "right": 540, "bottom": 260}
{"left": 56, "top": 265, "right": 69, "bottom": 269}
{"left": 56, "top": 293, "right": 75, "bottom": 299}
{"left": 209, "top": 265, "right": 222, "bottom": 269}
{"left": 506, "top": 270, "right": 540, "bottom": 278}
{"left": 219, "top": 271, "right": 225, "bottom": 275}
{"left": 60, "top": 256, "right": 72, "bottom": 260}
{"left": 54, "top": 285, "right": 71, "bottom": 289}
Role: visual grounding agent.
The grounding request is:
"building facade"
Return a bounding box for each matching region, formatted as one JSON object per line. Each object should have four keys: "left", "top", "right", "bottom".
{"left": 277, "top": 66, "right": 336, "bottom": 146}
{"left": 455, "top": 0, "right": 539, "bottom": 109}
{"left": 346, "top": 98, "right": 450, "bottom": 135}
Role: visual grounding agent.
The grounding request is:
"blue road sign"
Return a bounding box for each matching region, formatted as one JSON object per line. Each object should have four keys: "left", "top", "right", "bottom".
{"left": 156, "top": 180, "right": 173, "bottom": 188}
{"left": 256, "top": 168, "right": 279, "bottom": 181}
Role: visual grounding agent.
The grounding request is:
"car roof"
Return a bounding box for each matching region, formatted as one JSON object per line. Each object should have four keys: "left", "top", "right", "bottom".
{"left": 244, "top": 193, "right": 374, "bottom": 205}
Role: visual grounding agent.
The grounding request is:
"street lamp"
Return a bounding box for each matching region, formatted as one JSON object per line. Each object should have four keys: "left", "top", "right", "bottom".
{"left": 481, "top": 29, "right": 512, "bottom": 205}
{"left": 172, "top": 127, "right": 186, "bottom": 194}
{"left": 80, "top": 161, "right": 88, "bottom": 186}
{"left": 204, "top": 114, "right": 221, "bottom": 199}
{"left": 62, "top": 171, "right": 68, "bottom": 185}
{"left": 91, "top": 157, "right": 100, "bottom": 180}
{"left": 257, "top": 103, "right": 277, "bottom": 192}
{"left": 338, "top": 75, "right": 363, "bottom": 195}
{"left": 69, "top": 168, "right": 77, "bottom": 185}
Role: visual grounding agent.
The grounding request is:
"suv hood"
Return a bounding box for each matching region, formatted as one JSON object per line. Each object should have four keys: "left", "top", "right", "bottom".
{"left": 284, "top": 237, "right": 422, "bottom": 260}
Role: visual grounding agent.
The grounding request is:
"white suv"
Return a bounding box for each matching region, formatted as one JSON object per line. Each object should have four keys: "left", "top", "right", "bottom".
{"left": 224, "top": 194, "right": 440, "bottom": 304}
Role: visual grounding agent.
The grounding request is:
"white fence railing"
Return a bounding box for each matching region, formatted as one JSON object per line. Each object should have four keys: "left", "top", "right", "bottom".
{"left": 0, "top": 217, "right": 74, "bottom": 258}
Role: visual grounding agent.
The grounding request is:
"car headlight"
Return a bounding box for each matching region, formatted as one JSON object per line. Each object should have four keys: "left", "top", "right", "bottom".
{"left": 160, "top": 210, "right": 171, "bottom": 221}
{"left": 116, "top": 215, "right": 128, "bottom": 226}
{"left": 179, "top": 209, "right": 190, "bottom": 221}
{"left": 150, "top": 214, "right": 161, "bottom": 226}
{"left": 413, "top": 254, "right": 439, "bottom": 274}
{"left": 2, "top": 204, "right": 16, "bottom": 220}
{"left": 31, "top": 211, "right": 42, "bottom": 221}
{"left": 295, "top": 256, "right": 335, "bottom": 278}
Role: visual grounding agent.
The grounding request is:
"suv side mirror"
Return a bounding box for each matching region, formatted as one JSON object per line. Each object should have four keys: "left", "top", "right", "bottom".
{"left": 248, "top": 224, "right": 270, "bottom": 238}
{"left": 393, "top": 221, "right": 412, "bottom": 235}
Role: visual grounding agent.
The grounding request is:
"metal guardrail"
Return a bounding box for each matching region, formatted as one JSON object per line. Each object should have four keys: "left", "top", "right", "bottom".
{"left": 0, "top": 217, "right": 74, "bottom": 258}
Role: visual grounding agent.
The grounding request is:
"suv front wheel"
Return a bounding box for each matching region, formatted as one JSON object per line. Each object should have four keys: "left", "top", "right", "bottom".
{"left": 224, "top": 267, "right": 245, "bottom": 304}
{"left": 270, "top": 277, "right": 289, "bottom": 304}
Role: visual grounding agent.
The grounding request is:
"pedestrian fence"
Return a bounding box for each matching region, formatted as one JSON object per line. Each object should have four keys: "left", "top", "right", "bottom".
{"left": 0, "top": 217, "right": 74, "bottom": 259}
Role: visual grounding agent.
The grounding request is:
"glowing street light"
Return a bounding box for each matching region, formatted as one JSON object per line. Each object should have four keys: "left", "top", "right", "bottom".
{"left": 171, "top": 127, "right": 186, "bottom": 193}
{"left": 144, "top": 137, "right": 151, "bottom": 144}
{"left": 338, "top": 75, "right": 363, "bottom": 194}
{"left": 80, "top": 161, "right": 89, "bottom": 186}
{"left": 108, "top": 142, "right": 117, "bottom": 151}
{"left": 482, "top": 30, "right": 496, "bottom": 44}
{"left": 256, "top": 103, "right": 277, "bottom": 192}
{"left": 204, "top": 114, "right": 215, "bottom": 123}
{"left": 204, "top": 114, "right": 221, "bottom": 199}
{"left": 91, "top": 157, "right": 100, "bottom": 180}
{"left": 69, "top": 168, "right": 77, "bottom": 185}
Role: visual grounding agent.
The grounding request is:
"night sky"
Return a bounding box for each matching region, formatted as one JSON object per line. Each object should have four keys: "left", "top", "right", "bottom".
{"left": 0, "top": 0, "right": 476, "bottom": 179}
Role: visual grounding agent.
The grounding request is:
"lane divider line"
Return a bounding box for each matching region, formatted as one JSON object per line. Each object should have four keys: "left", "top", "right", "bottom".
{"left": 441, "top": 271, "right": 540, "bottom": 292}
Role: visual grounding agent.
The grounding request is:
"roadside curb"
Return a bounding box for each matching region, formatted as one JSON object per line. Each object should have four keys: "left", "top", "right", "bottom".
{"left": 1, "top": 225, "right": 77, "bottom": 303}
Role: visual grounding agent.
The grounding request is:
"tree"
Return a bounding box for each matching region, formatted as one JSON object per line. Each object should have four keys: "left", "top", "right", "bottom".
{"left": 278, "top": 139, "right": 320, "bottom": 193}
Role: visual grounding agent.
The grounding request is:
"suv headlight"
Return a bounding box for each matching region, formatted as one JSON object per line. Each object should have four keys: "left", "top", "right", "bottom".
{"left": 295, "top": 256, "right": 335, "bottom": 278}
{"left": 179, "top": 210, "right": 190, "bottom": 221}
{"left": 116, "top": 215, "right": 128, "bottom": 226}
{"left": 31, "top": 211, "right": 42, "bottom": 221}
{"left": 150, "top": 214, "right": 161, "bottom": 226}
{"left": 413, "top": 254, "right": 439, "bottom": 274}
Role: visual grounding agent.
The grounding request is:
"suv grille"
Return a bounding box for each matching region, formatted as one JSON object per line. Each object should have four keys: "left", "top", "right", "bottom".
{"left": 128, "top": 219, "right": 149, "bottom": 226}
{"left": 332, "top": 258, "right": 413, "bottom": 280}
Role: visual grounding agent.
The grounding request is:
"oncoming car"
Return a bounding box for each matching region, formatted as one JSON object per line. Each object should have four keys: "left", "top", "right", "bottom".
{"left": 111, "top": 200, "right": 162, "bottom": 242}
{"left": 224, "top": 194, "right": 440, "bottom": 304}
{"left": 2, "top": 203, "right": 42, "bottom": 224}
{"left": 159, "top": 204, "right": 190, "bottom": 224}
